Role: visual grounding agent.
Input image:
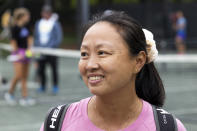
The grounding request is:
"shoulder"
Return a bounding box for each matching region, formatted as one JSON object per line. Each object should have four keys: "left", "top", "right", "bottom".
{"left": 66, "top": 97, "right": 90, "bottom": 117}
{"left": 62, "top": 97, "right": 91, "bottom": 125}
{"left": 140, "top": 100, "right": 157, "bottom": 130}
{"left": 35, "top": 20, "right": 41, "bottom": 27}
{"left": 176, "top": 118, "right": 187, "bottom": 131}
{"left": 60, "top": 97, "right": 91, "bottom": 130}
{"left": 54, "top": 21, "right": 61, "bottom": 27}
{"left": 142, "top": 101, "right": 187, "bottom": 131}
{"left": 42, "top": 97, "right": 91, "bottom": 131}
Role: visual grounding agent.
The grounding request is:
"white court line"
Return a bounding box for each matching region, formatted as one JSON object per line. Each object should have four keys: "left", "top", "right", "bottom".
{"left": 0, "top": 122, "right": 42, "bottom": 130}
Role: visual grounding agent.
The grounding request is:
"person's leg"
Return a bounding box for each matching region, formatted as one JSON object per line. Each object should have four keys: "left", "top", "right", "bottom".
{"left": 175, "top": 36, "right": 186, "bottom": 54}
{"left": 50, "top": 56, "right": 58, "bottom": 86}
{"left": 49, "top": 56, "right": 59, "bottom": 93}
{"left": 21, "top": 63, "right": 29, "bottom": 98}
{"left": 33, "top": 62, "right": 40, "bottom": 82}
{"left": 179, "top": 41, "right": 186, "bottom": 54}
{"left": 38, "top": 59, "right": 47, "bottom": 91}
{"left": 19, "top": 62, "right": 35, "bottom": 106}
{"left": 5, "top": 62, "right": 22, "bottom": 105}
{"left": 9, "top": 62, "right": 23, "bottom": 94}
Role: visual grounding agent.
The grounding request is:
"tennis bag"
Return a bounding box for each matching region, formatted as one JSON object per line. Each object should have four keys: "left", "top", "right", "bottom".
{"left": 44, "top": 104, "right": 177, "bottom": 131}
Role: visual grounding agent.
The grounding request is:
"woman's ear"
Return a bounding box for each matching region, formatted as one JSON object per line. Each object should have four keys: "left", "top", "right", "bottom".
{"left": 134, "top": 51, "right": 146, "bottom": 73}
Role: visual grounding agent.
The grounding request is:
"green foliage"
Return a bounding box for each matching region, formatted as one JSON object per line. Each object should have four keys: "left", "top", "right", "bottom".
{"left": 89, "top": 0, "right": 100, "bottom": 5}
{"left": 62, "top": 33, "right": 77, "bottom": 45}
{"left": 70, "top": 0, "right": 77, "bottom": 8}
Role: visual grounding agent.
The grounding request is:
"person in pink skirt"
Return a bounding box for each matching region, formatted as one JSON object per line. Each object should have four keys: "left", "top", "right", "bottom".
{"left": 4, "top": 8, "right": 35, "bottom": 106}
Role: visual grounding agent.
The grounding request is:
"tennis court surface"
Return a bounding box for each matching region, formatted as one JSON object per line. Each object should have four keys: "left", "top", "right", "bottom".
{"left": 0, "top": 52, "right": 197, "bottom": 131}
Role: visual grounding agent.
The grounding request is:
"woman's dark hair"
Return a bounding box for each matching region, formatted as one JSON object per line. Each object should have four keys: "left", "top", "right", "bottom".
{"left": 82, "top": 11, "right": 165, "bottom": 107}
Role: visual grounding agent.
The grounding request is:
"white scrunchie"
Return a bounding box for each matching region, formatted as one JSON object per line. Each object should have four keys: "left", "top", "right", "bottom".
{"left": 142, "top": 28, "right": 158, "bottom": 63}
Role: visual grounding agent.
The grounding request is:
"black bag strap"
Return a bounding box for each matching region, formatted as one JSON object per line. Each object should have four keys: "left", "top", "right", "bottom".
{"left": 152, "top": 105, "right": 178, "bottom": 131}
{"left": 44, "top": 104, "right": 70, "bottom": 131}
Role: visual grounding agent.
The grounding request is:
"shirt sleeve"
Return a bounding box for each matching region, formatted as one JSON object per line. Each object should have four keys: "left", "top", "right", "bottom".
{"left": 176, "top": 119, "right": 187, "bottom": 131}
{"left": 33, "top": 21, "right": 41, "bottom": 47}
{"left": 48, "top": 21, "right": 63, "bottom": 48}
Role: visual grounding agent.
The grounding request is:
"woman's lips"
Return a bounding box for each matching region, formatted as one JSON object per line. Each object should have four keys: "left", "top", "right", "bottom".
{"left": 88, "top": 75, "right": 104, "bottom": 85}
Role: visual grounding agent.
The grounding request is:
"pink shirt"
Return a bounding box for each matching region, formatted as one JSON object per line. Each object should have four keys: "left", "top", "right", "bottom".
{"left": 40, "top": 97, "right": 186, "bottom": 131}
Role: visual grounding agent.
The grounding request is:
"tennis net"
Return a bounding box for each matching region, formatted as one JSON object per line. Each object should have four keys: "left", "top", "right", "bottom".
{"left": 1, "top": 42, "right": 197, "bottom": 63}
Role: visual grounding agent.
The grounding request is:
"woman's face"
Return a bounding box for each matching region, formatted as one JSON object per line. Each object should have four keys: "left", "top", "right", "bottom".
{"left": 79, "top": 22, "right": 142, "bottom": 96}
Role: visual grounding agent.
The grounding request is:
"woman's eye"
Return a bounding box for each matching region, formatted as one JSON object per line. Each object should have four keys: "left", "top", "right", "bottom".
{"left": 81, "top": 52, "right": 88, "bottom": 57}
{"left": 98, "top": 51, "right": 105, "bottom": 55}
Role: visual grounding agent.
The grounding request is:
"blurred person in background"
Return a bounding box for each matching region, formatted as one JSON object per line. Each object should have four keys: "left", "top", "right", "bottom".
{"left": 34, "top": 5, "right": 62, "bottom": 94}
{"left": 4, "top": 8, "right": 35, "bottom": 106}
{"left": 173, "top": 11, "right": 187, "bottom": 54}
{"left": 0, "top": 9, "right": 12, "bottom": 40}
{"left": 40, "top": 11, "right": 186, "bottom": 131}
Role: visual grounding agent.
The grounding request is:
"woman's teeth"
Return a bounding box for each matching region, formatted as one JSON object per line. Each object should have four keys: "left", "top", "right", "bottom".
{"left": 89, "top": 76, "right": 103, "bottom": 81}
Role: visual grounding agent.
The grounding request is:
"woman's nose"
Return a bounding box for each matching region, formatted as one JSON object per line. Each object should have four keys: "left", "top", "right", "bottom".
{"left": 86, "top": 56, "right": 99, "bottom": 71}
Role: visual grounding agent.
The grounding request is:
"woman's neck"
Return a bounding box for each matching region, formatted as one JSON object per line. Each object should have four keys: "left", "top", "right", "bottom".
{"left": 88, "top": 83, "right": 143, "bottom": 130}
{"left": 95, "top": 88, "right": 142, "bottom": 118}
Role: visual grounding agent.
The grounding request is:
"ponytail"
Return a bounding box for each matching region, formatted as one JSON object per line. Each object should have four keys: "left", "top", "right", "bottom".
{"left": 135, "top": 62, "right": 165, "bottom": 107}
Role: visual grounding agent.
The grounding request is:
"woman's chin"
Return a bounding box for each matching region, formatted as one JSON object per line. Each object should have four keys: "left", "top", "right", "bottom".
{"left": 88, "top": 85, "right": 112, "bottom": 96}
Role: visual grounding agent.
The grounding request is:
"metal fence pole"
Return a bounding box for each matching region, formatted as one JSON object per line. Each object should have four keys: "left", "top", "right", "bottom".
{"left": 76, "top": 0, "right": 89, "bottom": 48}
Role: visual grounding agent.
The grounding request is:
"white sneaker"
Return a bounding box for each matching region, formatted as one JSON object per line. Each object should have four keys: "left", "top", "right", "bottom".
{"left": 19, "top": 98, "right": 36, "bottom": 106}
{"left": 4, "top": 92, "right": 17, "bottom": 105}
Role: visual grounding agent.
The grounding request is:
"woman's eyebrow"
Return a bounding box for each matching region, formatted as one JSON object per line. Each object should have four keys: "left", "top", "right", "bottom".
{"left": 80, "top": 44, "right": 89, "bottom": 50}
{"left": 81, "top": 42, "right": 114, "bottom": 49}
{"left": 95, "top": 42, "right": 114, "bottom": 49}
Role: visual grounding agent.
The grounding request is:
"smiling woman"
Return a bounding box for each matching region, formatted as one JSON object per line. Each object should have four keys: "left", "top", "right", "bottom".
{"left": 79, "top": 21, "right": 139, "bottom": 98}
{"left": 41, "top": 11, "right": 186, "bottom": 131}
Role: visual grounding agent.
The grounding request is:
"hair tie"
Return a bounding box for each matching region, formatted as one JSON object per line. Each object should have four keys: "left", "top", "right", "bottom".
{"left": 142, "top": 28, "right": 158, "bottom": 63}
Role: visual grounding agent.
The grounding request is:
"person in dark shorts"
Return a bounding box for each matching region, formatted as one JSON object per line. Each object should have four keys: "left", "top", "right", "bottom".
{"left": 34, "top": 5, "right": 62, "bottom": 94}
{"left": 4, "top": 8, "right": 35, "bottom": 106}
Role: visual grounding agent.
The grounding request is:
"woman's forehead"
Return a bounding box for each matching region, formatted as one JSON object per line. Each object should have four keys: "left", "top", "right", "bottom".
{"left": 83, "top": 22, "right": 123, "bottom": 42}
{"left": 85, "top": 22, "right": 115, "bottom": 36}
{"left": 81, "top": 22, "right": 129, "bottom": 50}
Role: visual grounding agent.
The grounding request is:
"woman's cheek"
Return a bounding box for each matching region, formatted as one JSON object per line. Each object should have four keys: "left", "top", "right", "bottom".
{"left": 78, "top": 60, "right": 89, "bottom": 84}
{"left": 78, "top": 60, "right": 86, "bottom": 75}
{"left": 100, "top": 57, "right": 118, "bottom": 71}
